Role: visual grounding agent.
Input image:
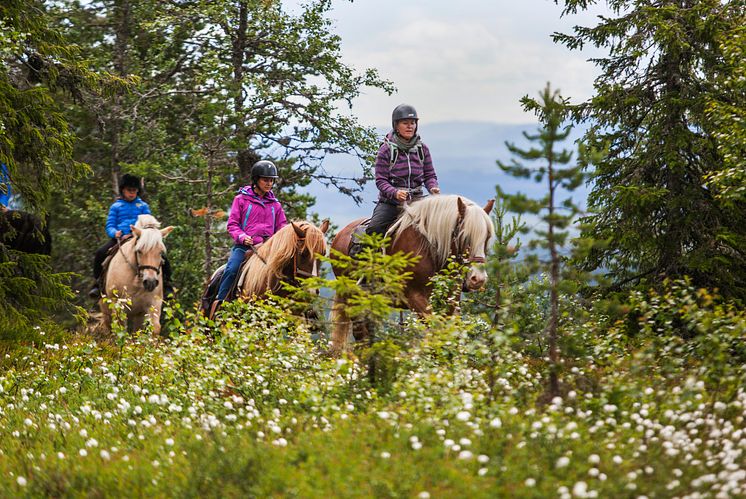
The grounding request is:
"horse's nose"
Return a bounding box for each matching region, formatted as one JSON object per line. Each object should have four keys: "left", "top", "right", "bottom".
{"left": 466, "top": 270, "right": 487, "bottom": 291}
{"left": 143, "top": 278, "right": 158, "bottom": 292}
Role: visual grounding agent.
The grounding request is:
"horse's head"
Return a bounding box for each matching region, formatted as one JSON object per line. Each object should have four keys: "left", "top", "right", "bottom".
{"left": 131, "top": 215, "right": 174, "bottom": 293}
{"left": 287, "top": 219, "right": 329, "bottom": 287}
{"left": 456, "top": 197, "right": 495, "bottom": 291}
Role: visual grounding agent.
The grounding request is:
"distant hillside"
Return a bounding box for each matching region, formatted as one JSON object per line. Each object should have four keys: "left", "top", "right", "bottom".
{"left": 304, "top": 120, "right": 589, "bottom": 224}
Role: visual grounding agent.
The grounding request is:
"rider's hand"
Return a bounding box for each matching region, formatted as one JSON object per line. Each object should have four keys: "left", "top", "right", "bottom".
{"left": 395, "top": 190, "right": 408, "bottom": 202}
{"left": 430, "top": 187, "right": 441, "bottom": 195}
{"left": 242, "top": 235, "right": 253, "bottom": 245}
{"left": 115, "top": 230, "right": 123, "bottom": 238}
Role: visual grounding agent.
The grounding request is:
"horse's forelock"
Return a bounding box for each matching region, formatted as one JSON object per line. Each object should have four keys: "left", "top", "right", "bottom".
{"left": 242, "top": 221, "right": 327, "bottom": 296}
{"left": 134, "top": 227, "right": 165, "bottom": 254}
{"left": 389, "top": 195, "right": 492, "bottom": 267}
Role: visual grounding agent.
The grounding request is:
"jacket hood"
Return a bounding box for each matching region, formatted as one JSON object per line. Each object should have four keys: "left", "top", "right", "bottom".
{"left": 238, "top": 186, "right": 278, "bottom": 203}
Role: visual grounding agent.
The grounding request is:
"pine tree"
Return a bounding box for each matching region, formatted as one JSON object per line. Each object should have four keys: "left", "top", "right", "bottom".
{"left": 0, "top": 0, "right": 126, "bottom": 339}
{"left": 496, "top": 83, "right": 587, "bottom": 397}
{"left": 554, "top": 0, "right": 746, "bottom": 299}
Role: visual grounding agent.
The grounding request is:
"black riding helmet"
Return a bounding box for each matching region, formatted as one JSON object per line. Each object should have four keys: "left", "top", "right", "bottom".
{"left": 392, "top": 104, "right": 419, "bottom": 133}
{"left": 119, "top": 173, "right": 141, "bottom": 195}
{"left": 251, "top": 160, "right": 279, "bottom": 185}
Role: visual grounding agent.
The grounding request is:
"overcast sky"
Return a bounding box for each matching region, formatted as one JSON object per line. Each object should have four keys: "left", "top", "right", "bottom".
{"left": 327, "top": 0, "right": 611, "bottom": 127}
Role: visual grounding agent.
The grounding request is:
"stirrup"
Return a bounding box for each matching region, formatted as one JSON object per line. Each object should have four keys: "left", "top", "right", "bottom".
{"left": 88, "top": 286, "right": 101, "bottom": 299}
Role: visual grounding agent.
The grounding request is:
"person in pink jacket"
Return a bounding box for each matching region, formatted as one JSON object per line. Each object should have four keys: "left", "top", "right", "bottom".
{"left": 214, "top": 160, "right": 288, "bottom": 302}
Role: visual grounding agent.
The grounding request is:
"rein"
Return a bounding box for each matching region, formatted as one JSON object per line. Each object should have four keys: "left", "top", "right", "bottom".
{"left": 449, "top": 211, "right": 485, "bottom": 265}
{"left": 118, "top": 231, "right": 163, "bottom": 280}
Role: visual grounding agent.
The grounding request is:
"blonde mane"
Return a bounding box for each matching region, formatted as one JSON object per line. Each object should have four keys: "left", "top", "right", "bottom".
{"left": 240, "top": 220, "right": 327, "bottom": 297}
{"left": 134, "top": 214, "right": 166, "bottom": 254}
{"left": 387, "top": 195, "right": 494, "bottom": 268}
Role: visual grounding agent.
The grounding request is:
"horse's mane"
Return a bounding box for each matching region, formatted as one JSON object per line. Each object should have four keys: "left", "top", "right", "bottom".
{"left": 134, "top": 214, "right": 165, "bottom": 254}
{"left": 387, "top": 195, "right": 494, "bottom": 268}
{"left": 241, "top": 220, "right": 327, "bottom": 296}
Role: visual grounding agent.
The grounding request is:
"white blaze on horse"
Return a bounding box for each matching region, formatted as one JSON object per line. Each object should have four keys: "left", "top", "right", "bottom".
{"left": 100, "top": 214, "right": 174, "bottom": 337}
{"left": 330, "top": 194, "right": 494, "bottom": 353}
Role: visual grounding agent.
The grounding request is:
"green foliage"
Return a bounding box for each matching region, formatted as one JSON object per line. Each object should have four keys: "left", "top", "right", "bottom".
{"left": 0, "top": 248, "right": 84, "bottom": 346}
{"left": 556, "top": 0, "right": 746, "bottom": 299}
{"left": 1, "top": 289, "right": 746, "bottom": 496}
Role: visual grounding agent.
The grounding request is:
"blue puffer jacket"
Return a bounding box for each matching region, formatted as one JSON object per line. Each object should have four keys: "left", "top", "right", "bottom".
{"left": 105, "top": 197, "right": 151, "bottom": 238}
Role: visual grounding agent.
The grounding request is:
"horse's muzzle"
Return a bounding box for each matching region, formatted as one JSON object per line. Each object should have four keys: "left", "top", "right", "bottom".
{"left": 143, "top": 278, "right": 159, "bottom": 292}
{"left": 464, "top": 268, "right": 487, "bottom": 292}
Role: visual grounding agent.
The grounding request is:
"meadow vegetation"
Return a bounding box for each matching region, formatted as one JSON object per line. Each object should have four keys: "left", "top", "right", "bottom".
{"left": 1, "top": 278, "right": 744, "bottom": 497}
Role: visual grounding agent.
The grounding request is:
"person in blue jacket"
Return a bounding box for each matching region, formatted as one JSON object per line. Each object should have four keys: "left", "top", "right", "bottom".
{"left": 0, "top": 162, "right": 12, "bottom": 210}
{"left": 89, "top": 173, "right": 174, "bottom": 299}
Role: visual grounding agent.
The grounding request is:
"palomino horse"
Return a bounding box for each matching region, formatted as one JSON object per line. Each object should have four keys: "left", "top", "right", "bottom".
{"left": 330, "top": 194, "right": 494, "bottom": 353}
{"left": 236, "top": 219, "right": 329, "bottom": 299}
{"left": 100, "top": 214, "right": 174, "bottom": 337}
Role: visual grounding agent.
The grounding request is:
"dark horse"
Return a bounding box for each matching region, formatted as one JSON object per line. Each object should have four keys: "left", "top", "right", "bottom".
{"left": 0, "top": 209, "right": 52, "bottom": 255}
{"left": 329, "top": 194, "right": 494, "bottom": 354}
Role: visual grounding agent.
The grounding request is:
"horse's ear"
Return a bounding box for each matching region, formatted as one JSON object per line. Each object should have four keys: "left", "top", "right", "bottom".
{"left": 131, "top": 225, "right": 141, "bottom": 238}
{"left": 291, "top": 221, "right": 306, "bottom": 238}
{"left": 319, "top": 219, "right": 330, "bottom": 234}
{"left": 161, "top": 226, "right": 175, "bottom": 238}
{"left": 483, "top": 198, "right": 495, "bottom": 214}
{"left": 457, "top": 197, "right": 467, "bottom": 218}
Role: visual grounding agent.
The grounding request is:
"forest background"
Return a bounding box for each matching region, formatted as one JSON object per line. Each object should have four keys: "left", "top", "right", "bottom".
{"left": 0, "top": 0, "right": 745, "bottom": 496}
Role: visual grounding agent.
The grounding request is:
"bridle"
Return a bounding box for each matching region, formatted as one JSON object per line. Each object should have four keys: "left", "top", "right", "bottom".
{"left": 450, "top": 211, "right": 485, "bottom": 266}
{"left": 118, "top": 228, "right": 163, "bottom": 281}
{"left": 269, "top": 235, "right": 320, "bottom": 293}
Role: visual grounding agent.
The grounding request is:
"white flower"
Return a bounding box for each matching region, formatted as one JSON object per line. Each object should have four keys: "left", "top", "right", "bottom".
{"left": 24, "top": 418, "right": 32, "bottom": 427}
{"left": 525, "top": 478, "right": 536, "bottom": 487}
{"left": 418, "top": 492, "right": 430, "bottom": 499}
{"left": 456, "top": 411, "right": 471, "bottom": 421}
{"left": 100, "top": 450, "right": 111, "bottom": 461}
{"left": 556, "top": 456, "right": 570, "bottom": 468}
{"left": 377, "top": 411, "right": 390, "bottom": 420}
{"left": 57, "top": 452, "right": 65, "bottom": 459}
{"left": 458, "top": 450, "right": 473, "bottom": 460}
{"left": 17, "top": 476, "right": 27, "bottom": 487}
{"left": 490, "top": 417, "right": 502, "bottom": 428}
{"left": 380, "top": 451, "right": 391, "bottom": 459}
{"left": 478, "top": 454, "right": 490, "bottom": 463}
{"left": 86, "top": 438, "right": 98, "bottom": 448}
{"left": 588, "top": 454, "right": 600, "bottom": 464}
{"left": 165, "top": 438, "right": 174, "bottom": 446}
{"left": 572, "top": 481, "right": 588, "bottom": 497}
{"left": 79, "top": 449, "right": 88, "bottom": 457}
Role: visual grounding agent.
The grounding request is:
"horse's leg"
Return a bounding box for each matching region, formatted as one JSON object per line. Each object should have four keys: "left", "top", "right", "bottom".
{"left": 330, "top": 296, "right": 352, "bottom": 355}
{"left": 129, "top": 312, "right": 145, "bottom": 334}
{"left": 99, "top": 299, "right": 112, "bottom": 335}
{"left": 148, "top": 300, "right": 163, "bottom": 338}
{"left": 406, "top": 290, "right": 432, "bottom": 316}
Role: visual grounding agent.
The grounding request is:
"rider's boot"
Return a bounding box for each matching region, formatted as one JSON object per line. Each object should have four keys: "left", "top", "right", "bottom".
{"left": 348, "top": 242, "right": 364, "bottom": 259}
{"left": 208, "top": 300, "right": 222, "bottom": 320}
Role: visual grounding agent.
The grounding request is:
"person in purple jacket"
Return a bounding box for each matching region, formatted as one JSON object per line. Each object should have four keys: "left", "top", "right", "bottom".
{"left": 213, "top": 160, "right": 288, "bottom": 305}
{"left": 350, "top": 104, "right": 440, "bottom": 256}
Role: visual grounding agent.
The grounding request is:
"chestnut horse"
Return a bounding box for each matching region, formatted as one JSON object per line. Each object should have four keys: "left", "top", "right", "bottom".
{"left": 330, "top": 195, "right": 494, "bottom": 353}
{"left": 236, "top": 219, "right": 329, "bottom": 298}
{"left": 101, "top": 214, "right": 174, "bottom": 337}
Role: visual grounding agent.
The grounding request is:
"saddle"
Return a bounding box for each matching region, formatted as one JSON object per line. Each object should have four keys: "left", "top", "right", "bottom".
{"left": 98, "top": 236, "right": 134, "bottom": 294}
{"left": 199, "top": 248, "right": 255, "bottom": 315}
{"left": 348, "top": 218, "right": 371, "bottom": 253}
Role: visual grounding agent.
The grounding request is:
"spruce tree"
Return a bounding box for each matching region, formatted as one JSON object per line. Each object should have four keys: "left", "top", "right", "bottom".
{"left": 554, "top": 0, "right": 746, "bottom": 299}
{"left": 496, "top": 83, "right": 587, "bottom": 397}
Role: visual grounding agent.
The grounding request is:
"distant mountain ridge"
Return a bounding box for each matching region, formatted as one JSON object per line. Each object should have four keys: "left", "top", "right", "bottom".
{"left": 305, "top": 120, "right": 588, "bottom": 224}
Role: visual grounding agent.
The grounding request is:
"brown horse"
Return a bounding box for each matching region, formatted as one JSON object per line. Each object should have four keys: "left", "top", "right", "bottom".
{"left": 101, "top": 214, "right": 174, "bottom": 337}
{"left": 237, "top": 219, "right": 329, "bottom": 299}
{"left": 330, "top": 194, "right": 494, "bottom": 353}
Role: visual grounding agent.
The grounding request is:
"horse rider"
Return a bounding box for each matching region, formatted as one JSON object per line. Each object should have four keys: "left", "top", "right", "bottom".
{"left": 209, "top": 160, "right": 288, "bottom": 317}
{"left": 89, "top": 173, "right": 175, "bottom": 299}
{"left": 349, "top": 104, "right": 440, "bottom": 257}
{"left": 0, "top": 162, "right": 11, "bottom": 211}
